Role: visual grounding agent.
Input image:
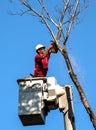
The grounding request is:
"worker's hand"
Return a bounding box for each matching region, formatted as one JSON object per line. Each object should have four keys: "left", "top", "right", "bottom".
{"left": 49, "top": 41, "right": 58, "bottom": 53}
{"left": 47, "top": 44, "right": 53, "bottom": 53}
{"left": 49, "top": 44, "right": 54, "bottom": 50}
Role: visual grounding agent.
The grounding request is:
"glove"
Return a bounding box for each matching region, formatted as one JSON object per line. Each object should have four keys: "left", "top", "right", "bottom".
{"left": 50, "top": 41, "right": 58, "bottom": 53}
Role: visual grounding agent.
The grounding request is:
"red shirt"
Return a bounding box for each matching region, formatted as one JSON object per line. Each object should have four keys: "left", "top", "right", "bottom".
{"left": 33, "top": 53, "right": 50, "bottom": 77}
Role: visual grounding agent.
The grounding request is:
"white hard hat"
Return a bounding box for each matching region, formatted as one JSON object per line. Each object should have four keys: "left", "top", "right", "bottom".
{"left": 35, "top": 44, "right": 45, "bottom": 52}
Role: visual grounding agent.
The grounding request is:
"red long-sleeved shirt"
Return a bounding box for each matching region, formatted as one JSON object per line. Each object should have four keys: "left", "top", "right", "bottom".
{"left": 33, "top": 53, "right": 50, "bottom": 77}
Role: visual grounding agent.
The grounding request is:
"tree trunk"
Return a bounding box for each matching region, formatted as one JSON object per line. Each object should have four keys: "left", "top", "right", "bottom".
{"left": 61, "top": 46, "right": 96, "bottom": 128}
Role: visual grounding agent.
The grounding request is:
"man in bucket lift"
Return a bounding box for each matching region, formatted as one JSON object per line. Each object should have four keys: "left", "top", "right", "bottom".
{"left": 30, "top": 41, "right": 58, "bottom": 77}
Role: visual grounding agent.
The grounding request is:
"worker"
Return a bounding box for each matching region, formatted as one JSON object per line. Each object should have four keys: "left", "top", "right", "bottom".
{"left": 30, "top": 41, "right": 58, "bottom": 77}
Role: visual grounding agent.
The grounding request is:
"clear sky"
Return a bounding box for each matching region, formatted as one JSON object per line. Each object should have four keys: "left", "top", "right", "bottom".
{"left": 0, "top": 0, "right": 96, "bottom": 130}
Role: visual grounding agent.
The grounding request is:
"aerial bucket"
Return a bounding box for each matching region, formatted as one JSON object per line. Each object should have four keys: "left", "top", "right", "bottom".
{"left": 17, "top": 77, "right": 48, "bottom": 126}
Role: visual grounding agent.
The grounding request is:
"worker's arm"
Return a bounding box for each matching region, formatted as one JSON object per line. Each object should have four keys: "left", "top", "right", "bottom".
{"left": 42, "top": 44, "right": 53, "bottom": 58}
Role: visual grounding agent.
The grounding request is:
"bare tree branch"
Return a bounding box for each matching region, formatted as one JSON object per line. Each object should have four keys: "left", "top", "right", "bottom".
{"left": 56, "top": 0, "right": 70, "bottom": 40}
{"left": 63, "top": 0, "right": 80, "bottom": 46}
{"left": 37, "top": 0, "right": 58, "bottom": 27}
{"left": 19, "top": 0, "right": 57, "bottom": 42}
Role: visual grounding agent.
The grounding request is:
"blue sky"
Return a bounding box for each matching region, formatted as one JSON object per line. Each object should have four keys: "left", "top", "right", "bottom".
{"left": 0, "top": 0, "right": 96, "bottom": 130}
